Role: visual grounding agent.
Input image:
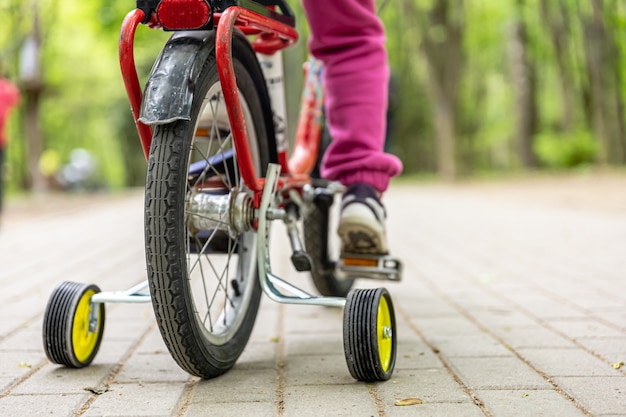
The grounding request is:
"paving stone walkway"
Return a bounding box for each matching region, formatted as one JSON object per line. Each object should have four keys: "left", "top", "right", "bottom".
{"left": 0, "top": 173, "right": 625, "bottom": 417}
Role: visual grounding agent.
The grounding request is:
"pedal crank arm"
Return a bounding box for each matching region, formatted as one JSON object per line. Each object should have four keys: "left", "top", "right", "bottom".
{"left": 284, "top": 203, "right": 313, "bottom": 272}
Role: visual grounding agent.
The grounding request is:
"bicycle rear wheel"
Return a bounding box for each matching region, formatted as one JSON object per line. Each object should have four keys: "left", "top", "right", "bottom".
{"left": 144, "top": 32, "right": 273, "bottom": 379}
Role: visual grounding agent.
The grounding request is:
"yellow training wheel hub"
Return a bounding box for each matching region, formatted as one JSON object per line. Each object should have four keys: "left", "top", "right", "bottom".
{"left": 377, "top": 295, "right": 393, "bottom": 372}
{"left": 72, "top": 289, "right": 100, "bottom": 363}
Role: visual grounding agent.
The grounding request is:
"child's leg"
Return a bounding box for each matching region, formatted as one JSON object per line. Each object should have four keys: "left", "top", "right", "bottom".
{"left": 301, "top": 0, "right": 403, "bottom": 193}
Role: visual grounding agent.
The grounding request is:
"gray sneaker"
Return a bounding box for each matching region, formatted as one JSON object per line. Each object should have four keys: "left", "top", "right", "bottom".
{"left": 338, "top": 183, "right": 388, "bottom": 255}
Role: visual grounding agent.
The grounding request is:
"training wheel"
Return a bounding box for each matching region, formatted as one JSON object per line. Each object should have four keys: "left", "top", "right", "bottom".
{"left": 343, "top": 287, "right": 397, "bottom": 382}
{"left": 43, "top": 281, "right": 105, "bottom": 368}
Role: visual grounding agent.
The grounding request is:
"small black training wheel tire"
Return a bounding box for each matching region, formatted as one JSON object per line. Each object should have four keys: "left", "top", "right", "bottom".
{"left": 343, "top": 287, "right": 396, "bottom": 382}
{"left": 42, "top": 281, "right": 105, "bottom": 368}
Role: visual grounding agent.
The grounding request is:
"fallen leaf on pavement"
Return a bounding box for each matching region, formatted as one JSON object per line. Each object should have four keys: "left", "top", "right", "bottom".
{"left": 395, "top": 398, "right": 423, "bottom": 406}
{"left": 84, "top": 386, "right": 110, "bottom": 395}
{"left": 613, "top": 361, "right": 624, "bottom": 369}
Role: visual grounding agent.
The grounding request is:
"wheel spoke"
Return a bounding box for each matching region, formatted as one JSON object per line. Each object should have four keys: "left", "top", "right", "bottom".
{"left": 195, "top": 250, "right": 214, "bottom": 331}
{"left": 191, "top": 138, "right": 232, "bottom": 190}
{"left": 187, "top": 229, "right": 231, "bottom": 305}
{"left": 202, "top": 246, "right": 237, "bottom": 306}
{"left": 188, "top": 91, "right": 235, "bottom": 191}
{"left": 185, "top": 88, "right": 242, "bottom": 332}
{"left": 211, "top": 92, "right": 238, "bottom": 190}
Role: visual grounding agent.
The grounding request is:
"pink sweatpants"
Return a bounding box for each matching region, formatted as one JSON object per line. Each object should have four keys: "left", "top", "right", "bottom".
{"left": 301, "top": 0, "right": 403, "bottom": 192}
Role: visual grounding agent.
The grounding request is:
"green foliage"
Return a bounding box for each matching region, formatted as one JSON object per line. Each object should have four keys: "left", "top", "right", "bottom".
{"left": 1, "top": 0, "right": 169, "bottom": 192}
{"left": 534, "top": 131, "right": 597, "bottom": 168}
{"left": 2, "top": 0, "right": 626, "bottom": 191}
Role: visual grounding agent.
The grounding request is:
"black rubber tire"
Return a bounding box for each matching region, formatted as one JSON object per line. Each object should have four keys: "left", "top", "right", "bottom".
{"left": 42, "top": 281, "right": 105, "bottom": 368}
{"left": 144, "top": 32, "right": 272, "bottom": 379}
{"left": 343, "top": 287, "right": 397, "bottom": 382}
{"left": 303, "top": 192, "right": 354, "bottom": 297}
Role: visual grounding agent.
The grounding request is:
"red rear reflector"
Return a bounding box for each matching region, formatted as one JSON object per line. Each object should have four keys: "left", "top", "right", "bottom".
{"left": 157, "top": 0, "right": 211, "bottom": 30}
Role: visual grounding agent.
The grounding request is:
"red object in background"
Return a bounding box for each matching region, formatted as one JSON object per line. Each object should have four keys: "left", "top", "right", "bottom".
{"left": 0, "top": 78, "right": 20, "bottom": 149}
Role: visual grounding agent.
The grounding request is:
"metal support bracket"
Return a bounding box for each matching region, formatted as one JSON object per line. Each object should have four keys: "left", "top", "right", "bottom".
{"left": 257, "top": 164, "right": 345, "bottom": 308}
{"left": 88, "top": 281, "right": 152, "bottom": 332}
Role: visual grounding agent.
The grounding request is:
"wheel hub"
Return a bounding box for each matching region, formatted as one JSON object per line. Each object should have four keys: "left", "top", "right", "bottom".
{"left": 382, "top": 326, "right": 393, "bottom": 339}
{"left": 187, "top": 190, "right": 255, "bottom": 236}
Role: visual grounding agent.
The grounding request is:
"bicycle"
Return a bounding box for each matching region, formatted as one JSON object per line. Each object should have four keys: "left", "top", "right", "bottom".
{"left": 42, "top": 0, "right": 403, "bottom": 383}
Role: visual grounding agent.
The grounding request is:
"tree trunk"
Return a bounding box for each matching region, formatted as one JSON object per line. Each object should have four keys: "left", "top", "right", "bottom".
{"left": 540, "top": 0, "right": 575, "bottom": 133}
{"left": 405, "top": 0, "right": 465, "bottom": 179}
{"left": 582, "top": 0, "right": 625, "bottom": 164}
{"left": 20, "top": 9, "right": 46, "bottom": 192}
{"left": 508, "top": 4, "right": 538, "bottom": 168}
{"left": 23, "top": 87, "right": 45, "bottom": 191}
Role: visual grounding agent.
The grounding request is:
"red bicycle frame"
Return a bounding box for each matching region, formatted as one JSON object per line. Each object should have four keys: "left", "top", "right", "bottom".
{"left": 119, "top": 4, "right": 322, "bottom": 201}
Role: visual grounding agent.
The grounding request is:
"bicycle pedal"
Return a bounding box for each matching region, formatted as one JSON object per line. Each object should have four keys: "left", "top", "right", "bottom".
{"left": 291, "top": 250, "right": 312, "bottom": 272}
{"left": 338, "top": 254, "right": 402, "bottom": 281}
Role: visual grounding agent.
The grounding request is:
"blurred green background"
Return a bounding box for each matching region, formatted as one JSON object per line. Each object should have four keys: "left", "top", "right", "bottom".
{"left": 2, "top": 0, "right": 626, "bottom": 196}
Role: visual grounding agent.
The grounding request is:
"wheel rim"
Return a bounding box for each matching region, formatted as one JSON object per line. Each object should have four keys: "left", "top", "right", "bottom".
{"left": 184, "top": 81, "right": 260, "bottom": 345}
{"left": 71, "top": 289, "right": 100, "bottom": 363}
{"left": 377, "top": 294, "right": 393, "bottom": 372}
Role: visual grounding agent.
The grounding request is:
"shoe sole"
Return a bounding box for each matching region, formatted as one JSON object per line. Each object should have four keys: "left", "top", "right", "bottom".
{"left": 338, "top": 217, "right": 388, "bottom": 255}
